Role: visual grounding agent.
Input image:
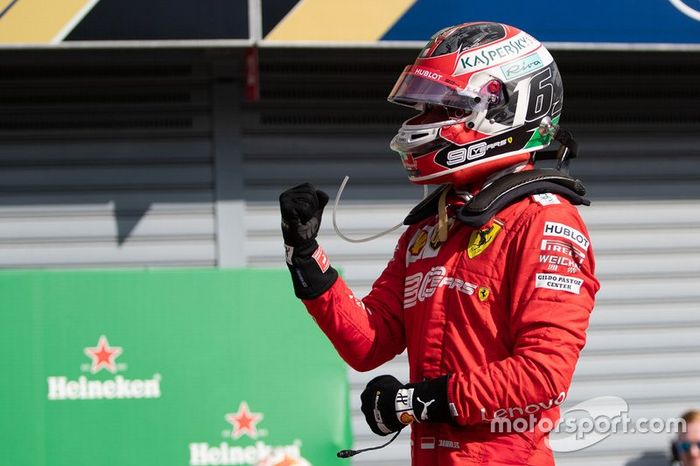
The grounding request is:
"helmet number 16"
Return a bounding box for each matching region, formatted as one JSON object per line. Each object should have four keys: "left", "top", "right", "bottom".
{"left": 513, "top": 67, "right": 554, "bottom": 124}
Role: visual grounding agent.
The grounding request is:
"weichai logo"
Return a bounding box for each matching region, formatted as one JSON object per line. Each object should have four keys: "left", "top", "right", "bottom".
{"left": 188, "top": 401, "right": 311, "bottom": 466}
{"left": 46, "top": 335, "right": 161, "bottom": 401}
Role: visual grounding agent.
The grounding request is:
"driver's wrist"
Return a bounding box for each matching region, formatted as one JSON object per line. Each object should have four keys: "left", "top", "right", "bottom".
{"left": 285, "top": 243, "right": 337, "bottom": 299}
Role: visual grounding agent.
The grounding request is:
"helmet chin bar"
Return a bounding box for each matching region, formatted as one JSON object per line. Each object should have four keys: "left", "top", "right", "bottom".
{"left": 464, "top": 105, "right": 490, "bottom": 132}
{"left": 390, "top": 114, "right": 471, "bottom": 153}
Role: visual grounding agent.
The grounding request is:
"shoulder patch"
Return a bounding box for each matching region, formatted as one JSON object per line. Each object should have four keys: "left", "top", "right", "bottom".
{"left": 543, "top": 221, "right": 590, "bottom": 251}
{"left": 535, "top": 273, "right": 583, "bottom": 294}
{"left": 532, "top": 193, "right": 560, "bottom": 206}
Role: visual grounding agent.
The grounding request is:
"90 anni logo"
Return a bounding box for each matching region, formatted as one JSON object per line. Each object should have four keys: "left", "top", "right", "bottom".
{"left": 446, "top": 137, "right": 513, "bottom": 166}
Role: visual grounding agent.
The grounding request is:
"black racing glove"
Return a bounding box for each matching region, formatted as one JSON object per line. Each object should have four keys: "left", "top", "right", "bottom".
{"left": 279, "top": 183, "right": 338, "bottom": 299}
{"left": 360, "top": 374, "right": 453, "bottom": 437}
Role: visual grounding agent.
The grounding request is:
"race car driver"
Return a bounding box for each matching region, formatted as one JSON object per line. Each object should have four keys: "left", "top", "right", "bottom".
{"left": 279, "top": 22, "right": 599, "bottom": 465}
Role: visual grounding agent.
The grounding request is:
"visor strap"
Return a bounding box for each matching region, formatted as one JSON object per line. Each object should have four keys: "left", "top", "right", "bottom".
{"left": 437, "top": 187, "right": 449, "bottom": 243}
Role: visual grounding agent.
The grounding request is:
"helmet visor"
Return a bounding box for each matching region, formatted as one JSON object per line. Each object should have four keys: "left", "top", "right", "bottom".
{"left": 388, "top": 65, "right": 479, "bottom": 109}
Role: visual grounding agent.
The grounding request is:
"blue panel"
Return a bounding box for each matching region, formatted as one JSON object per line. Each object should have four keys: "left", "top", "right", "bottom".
{"left": 383, "top": 0, "right": 700, "bottom": 44}
{"left": 65, "top": 0, "right": 249, "bottom": 41}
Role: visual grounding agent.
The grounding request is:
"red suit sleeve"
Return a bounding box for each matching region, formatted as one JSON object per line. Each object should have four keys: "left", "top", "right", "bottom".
{"left": 302, "top": 234, "right": 410, "bottom": 372}
{"left": 448, "top": 204, "right": 600, "bottom": 425}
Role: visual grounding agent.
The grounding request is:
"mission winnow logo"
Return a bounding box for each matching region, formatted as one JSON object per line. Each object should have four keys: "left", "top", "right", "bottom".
{"left": 47, "top": 335, "right": 161, "bottom": 401}
{"left": 189, "top": 401, "right": 312, "bottom": 466}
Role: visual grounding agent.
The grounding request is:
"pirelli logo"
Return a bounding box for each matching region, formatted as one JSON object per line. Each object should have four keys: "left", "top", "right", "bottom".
{"left": 541, "top": 239, "right": 585, "bottom": 262}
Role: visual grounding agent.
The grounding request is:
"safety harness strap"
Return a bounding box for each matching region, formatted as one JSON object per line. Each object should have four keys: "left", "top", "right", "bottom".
{"left": 403, "top": 184, "right": 451, "bottom": 226}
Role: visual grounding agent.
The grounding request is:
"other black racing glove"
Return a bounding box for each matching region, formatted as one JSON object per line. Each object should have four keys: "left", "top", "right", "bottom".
{"left": 279, "top": 183, "right": 338, "bottom": 299}
{"left": 360, "top": 374, "right": 453, "bottom": 436}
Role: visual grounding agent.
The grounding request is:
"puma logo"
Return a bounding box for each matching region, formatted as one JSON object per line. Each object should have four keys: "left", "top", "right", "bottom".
{"left": 417, "top": 397, "right": 436, "bottom": 421}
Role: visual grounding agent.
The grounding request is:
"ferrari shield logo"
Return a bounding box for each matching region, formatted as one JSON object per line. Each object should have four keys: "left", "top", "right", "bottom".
{"left": 467, "top": 222, "right": 502, "bottom": 259}
{"left": 478, "top": 287, "right": 490, "bottom": 302}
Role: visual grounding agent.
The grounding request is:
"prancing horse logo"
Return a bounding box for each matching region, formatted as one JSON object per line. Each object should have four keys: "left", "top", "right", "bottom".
{"left": 467, "top": 221, "right": 503, "bottom": 259}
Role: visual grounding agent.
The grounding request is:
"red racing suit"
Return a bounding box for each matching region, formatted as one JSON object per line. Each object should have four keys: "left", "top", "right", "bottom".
{"left": 304, "top": 192, "right": 599, "bottom": 465}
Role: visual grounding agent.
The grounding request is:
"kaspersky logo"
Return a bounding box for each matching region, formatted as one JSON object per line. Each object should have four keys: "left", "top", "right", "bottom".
{"left": 189, "top": 401, "right": 311, "bottom": 466}
{"left": 47, "top": 335, "right": 161, "bottom": 401}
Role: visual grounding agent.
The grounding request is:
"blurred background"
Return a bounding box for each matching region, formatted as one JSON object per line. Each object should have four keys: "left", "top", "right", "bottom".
{"left": 1, "top": 1, "right": 700, "bottom": 465}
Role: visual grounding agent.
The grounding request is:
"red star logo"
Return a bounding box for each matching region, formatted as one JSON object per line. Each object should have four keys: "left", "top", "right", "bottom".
{"left": 226, "top": 401, "right": 263, "bottom": 439}
{"left": 84, "top": 335, "right": 123, "bottom": 374}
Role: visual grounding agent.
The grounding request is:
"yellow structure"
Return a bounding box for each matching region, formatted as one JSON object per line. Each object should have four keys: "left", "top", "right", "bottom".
{"left": 266, "top": 0, "right": 417, "bottom": 42}
{"left": 0, "top": 0, "right": 98, "bottom": 44}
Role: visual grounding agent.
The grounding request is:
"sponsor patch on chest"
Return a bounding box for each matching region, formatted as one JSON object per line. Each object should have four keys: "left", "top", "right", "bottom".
{"left": 404, "top": 266, "right": 478, "bottom": 308}
{"left": 406, "top": 221, "right": 452, "bottom": 265}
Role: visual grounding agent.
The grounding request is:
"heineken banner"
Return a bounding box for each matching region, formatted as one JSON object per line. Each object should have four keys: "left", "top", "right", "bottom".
{"left": 0, "top": 269, "right": 351, "bottom": 466}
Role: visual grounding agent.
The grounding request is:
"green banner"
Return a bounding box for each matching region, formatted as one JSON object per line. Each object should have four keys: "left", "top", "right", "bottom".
{"left": 0, "top": 269, "right": 351, "bottom": 466}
